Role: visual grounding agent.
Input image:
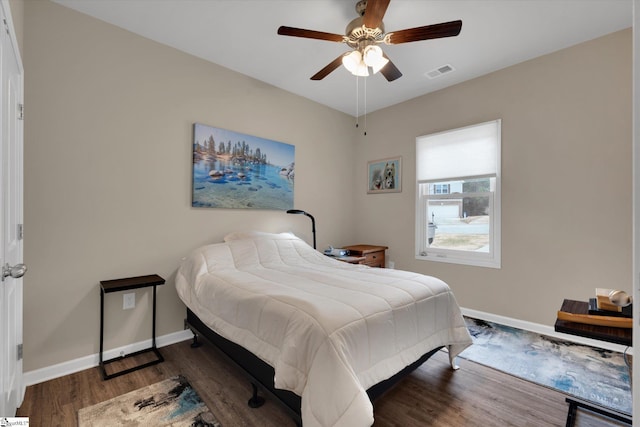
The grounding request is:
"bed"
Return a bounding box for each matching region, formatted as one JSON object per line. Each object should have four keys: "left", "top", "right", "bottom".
{"left": 176, "top": 231, "right": 472, "bottom": 427}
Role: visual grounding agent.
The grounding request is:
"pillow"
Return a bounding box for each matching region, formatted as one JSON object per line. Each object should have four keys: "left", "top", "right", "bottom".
{"left": 223, "top": 231, "right": 298, "bottom": 242}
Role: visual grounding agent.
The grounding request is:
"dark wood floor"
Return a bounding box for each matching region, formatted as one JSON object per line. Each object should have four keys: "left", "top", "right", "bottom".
{"left": 17, "top": 339, "right": 627, "bottom": 427}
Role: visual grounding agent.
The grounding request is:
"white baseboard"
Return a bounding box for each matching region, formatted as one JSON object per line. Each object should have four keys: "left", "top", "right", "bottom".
{"left": 461, "top": 307, "right": 633, "bottom": 356}
{"left": 23, "top": 329, "right": 193, "bottom": 386}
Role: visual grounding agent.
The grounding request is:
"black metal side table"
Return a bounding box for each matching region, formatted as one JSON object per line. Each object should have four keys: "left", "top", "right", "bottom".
{"left": 99, "top": 274, "right": 165, "bottom": 380}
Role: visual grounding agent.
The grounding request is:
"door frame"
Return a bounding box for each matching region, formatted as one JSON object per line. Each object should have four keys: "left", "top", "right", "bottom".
{"left": 0, "top": 0, "right": 24, "bottom": 417}
{"left": 633, "top": 1, "right": 639, "bottom": 422}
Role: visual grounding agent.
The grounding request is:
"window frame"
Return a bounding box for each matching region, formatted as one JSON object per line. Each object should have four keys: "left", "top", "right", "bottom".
{"left": 415, "top": 120, "right": 501, "bottom": 269}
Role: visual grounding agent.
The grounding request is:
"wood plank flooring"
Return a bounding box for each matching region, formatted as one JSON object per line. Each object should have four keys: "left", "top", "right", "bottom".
{"left": 17, "top": 339, "right": 627, "bottom": 426}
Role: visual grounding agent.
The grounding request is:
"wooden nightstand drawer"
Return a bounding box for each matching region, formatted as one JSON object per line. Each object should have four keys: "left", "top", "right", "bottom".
{"left": 343, "top": 244, "right": 388, "bottom": 268}
{"left": 363, "top": 252, "right": 384, "bottom": 268}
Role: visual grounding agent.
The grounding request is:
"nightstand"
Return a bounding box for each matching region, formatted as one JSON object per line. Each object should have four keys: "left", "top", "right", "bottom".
{"left": 99, "top": 274, "right": 165, "bottom": 380}
{"left": 342, "top": 244, "right": 388, "bottom": 268}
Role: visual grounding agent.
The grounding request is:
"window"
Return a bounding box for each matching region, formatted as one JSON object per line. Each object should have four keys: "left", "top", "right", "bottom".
{"left": 433, "top": 183, "right": 450, "bottom": 194}
{"left": 415, "top": 120, "right": 501, "bottom": 268}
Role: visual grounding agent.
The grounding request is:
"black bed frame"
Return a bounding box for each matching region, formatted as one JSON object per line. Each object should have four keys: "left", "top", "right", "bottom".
{"left": 185, "top": 308, "right": 442, "bottom": 426}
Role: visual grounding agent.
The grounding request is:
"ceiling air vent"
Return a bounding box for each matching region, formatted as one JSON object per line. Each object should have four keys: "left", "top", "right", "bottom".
{"left": 425, "top": 64, "right": 455, "bottom": 79}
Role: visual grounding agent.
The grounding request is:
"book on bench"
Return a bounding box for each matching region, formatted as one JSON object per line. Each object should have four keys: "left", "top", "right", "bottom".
{"left": 588, "top": 298, "right": 632, "bottom": 318}
{"left": 556, "top": 308, "right": 632, "bottom": 328}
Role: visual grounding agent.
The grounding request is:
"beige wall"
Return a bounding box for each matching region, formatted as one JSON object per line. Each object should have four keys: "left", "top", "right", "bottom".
{"left": 22, "top": 1, "right": 356, "bottom": 372}
{"left": 22, "top": 0, "right": 632, "bottom": 373}
{"left": 352, "top": 29, "right": 632, "bottom": 325}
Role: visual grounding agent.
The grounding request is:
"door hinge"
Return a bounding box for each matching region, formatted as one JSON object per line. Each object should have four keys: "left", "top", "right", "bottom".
{"left": 17, "top": 343, "right": 23, "bottom": 360}
{"left": 17, "top": 223, "right": 23, "bottom": 240}
{"left": 18, "top": 103, "right": 23, "bottom": 120}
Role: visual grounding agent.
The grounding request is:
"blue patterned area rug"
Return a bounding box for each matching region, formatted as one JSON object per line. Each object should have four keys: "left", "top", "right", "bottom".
{"left": 78, "top": 375, "right": 221, "bottom": 426}
{"left": 459, "top": 318, "right": 632, "bottom": 415}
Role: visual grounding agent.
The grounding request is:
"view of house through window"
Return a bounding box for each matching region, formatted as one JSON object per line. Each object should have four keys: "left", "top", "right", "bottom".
{"left": 416, "top": 120, "right": 501, "bottom": 268}
{"left": 425, "top": 177, "right": 494, "bottom": 252}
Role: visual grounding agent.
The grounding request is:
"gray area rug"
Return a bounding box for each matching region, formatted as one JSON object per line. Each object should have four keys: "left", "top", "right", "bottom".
{"left": 459, "top": 317, "right": 632, "bottom": 414}
{"left": 78, "top": 375, "right": 221, "bottom": 426}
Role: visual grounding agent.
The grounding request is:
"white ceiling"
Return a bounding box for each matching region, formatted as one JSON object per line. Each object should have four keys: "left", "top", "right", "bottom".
{"left": 52, "top": 0, "right": 632, "bottom": 117}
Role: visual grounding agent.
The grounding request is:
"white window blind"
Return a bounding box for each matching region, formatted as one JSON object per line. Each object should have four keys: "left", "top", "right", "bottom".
{"left": 416, "top": 120, "right": 500, "bottom": 182}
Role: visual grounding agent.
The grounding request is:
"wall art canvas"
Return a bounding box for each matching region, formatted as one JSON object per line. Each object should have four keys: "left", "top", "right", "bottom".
{"left": 192, "top": 123, "right": 295, "bottom": 209}
{"left": 367, "top": 157, "right": 401, "bottom": 194}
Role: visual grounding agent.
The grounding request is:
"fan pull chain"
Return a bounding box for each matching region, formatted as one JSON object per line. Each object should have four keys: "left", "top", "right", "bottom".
{"left": 354, "top": 76, "right": 367, "bottom": 136}
{"left": 363, "top": 77, "right": 367, "bottom": 136}
{"left": 355, "top": 76, "right": 359, "bottom": 129}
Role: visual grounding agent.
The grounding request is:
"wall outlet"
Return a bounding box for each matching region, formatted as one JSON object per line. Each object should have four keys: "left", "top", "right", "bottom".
{"left": 388, "top": 261, "right": 395, "bottom": 269}
{"left": 123, "top": 293, "right": 135, "bottom": 310}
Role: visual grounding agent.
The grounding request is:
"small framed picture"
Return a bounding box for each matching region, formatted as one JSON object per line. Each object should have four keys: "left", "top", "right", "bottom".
{"left": 367, "top": 157, "right": 401, "bottom": 194}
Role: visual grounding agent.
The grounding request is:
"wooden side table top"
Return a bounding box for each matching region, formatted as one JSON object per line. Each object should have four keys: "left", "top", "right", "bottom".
{"left": 554, "top": 299, "right": 632, "bottom": 347}
{"left": 100, "top": 274, "right": 165, "bottom": 293}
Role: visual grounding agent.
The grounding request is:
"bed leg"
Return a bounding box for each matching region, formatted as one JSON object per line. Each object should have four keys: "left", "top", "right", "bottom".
{"left": 450, "top": 357, "right": 460, "bottom": 370}
{"left": 445, "top": 346, "right": 461, "bottom": 370}
{"left": 248, "top": 383, "right": 265, "bottom": 408}
{"left": 190, "top": 333, "right": 203, "bottom": 348}
{"left": 184, "top": 320, "right": 203, "bottom": 348}
{"left": 449, "top": 354, "right": 460, "bottom": 370}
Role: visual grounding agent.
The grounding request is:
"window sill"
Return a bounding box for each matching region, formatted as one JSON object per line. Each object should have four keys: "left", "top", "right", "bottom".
{"left": 415, "top": 254, "right": 501, "bottom": 269}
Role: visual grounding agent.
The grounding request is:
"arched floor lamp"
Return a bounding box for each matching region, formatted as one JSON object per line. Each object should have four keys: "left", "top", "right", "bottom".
{"left": 286, "top": 209, "right": 316, "bottom": 249}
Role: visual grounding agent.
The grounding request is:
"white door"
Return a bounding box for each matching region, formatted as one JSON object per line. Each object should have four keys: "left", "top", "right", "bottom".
{"left": 0, "top": 0, "right": 24, "bottom": 417}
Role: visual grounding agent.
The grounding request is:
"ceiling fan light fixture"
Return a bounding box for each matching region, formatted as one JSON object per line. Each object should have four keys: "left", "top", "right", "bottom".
{"left": 353, "top": 61, "right": 370, "bottom": 77}
{"left": 342, "top": 50, "right": 361, "bottom": 73}
{"left": 370, "top": 57, "right": 389, "bottom": 74}
{"left": 342, "top": 50, "right": 369, "bottom": 76}
{"left": 363, "top": 45, "right": 382, "bottom": 65}
{"left": 363, "top": 45, "right": 389, "bottom": 74}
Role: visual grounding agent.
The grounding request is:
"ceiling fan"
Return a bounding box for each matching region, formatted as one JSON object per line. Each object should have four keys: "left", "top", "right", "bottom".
{"left": 277, "top": 0, "right": 462, "bottom": 82}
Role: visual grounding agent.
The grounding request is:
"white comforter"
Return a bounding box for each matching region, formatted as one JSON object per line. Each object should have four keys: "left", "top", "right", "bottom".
{"left": 176, "top": 232, "right": 472, "bottom": 427}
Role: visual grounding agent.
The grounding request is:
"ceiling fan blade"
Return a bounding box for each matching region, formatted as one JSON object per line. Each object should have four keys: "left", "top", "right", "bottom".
{"left": 387, "top": 20, "right": 462, "bottom": 45}
{"left": 362, "top": 0, "right": 391, "bottom": 29}
{"left": 278, "top": 26, "right": 345, "bottom": 43}
{"left": 380, "top": 54, "right": 402, "bottom": 82}
{"left": 311, "top": 54, "right": 345, "bottom": 80}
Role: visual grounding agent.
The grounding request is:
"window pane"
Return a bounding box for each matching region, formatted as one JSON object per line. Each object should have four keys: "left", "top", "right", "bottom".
{"left": 425, "top": 177, "right": 494, "bottom": 253}
{"left": 428, "top": 196, "right": 490, "bottom": 252}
